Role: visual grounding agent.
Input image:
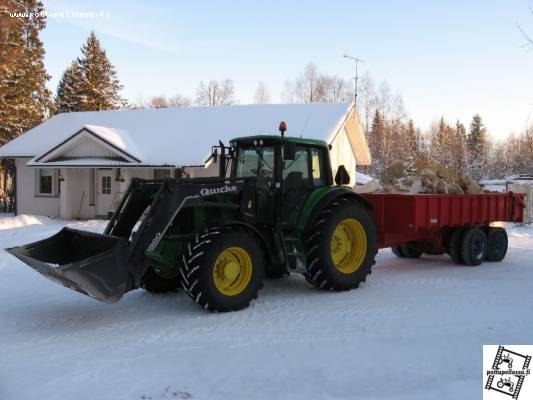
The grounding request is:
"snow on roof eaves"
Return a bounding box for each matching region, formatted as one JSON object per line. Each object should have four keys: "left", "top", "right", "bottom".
{"left": 0, "top": 103, "right": 353, "bottom": 166}
{"left": 27, "top": 158, "right": 144, "bottom": 167}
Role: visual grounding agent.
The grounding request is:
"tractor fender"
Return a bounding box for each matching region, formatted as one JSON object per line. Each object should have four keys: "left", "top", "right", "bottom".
{"left": 220, "top": 220, "right": 281, "bottom": 264}
{"left": 296, "top": 186, "right": 372, "bottom": 232}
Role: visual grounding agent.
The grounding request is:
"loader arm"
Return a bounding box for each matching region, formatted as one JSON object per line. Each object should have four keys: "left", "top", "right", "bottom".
{"left": 7, "top": 177, "right": 249, "bottom": 303}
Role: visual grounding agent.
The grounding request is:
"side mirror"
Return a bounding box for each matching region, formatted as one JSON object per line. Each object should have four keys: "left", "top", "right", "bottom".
{"left": 334, "top": 165, "right": 351, "bottom": 185}
{"left": 284, "top": 142, "right": 296, "bottom": 160}
{"left": 212, "top": 148, "right": 218, "bottom": 163}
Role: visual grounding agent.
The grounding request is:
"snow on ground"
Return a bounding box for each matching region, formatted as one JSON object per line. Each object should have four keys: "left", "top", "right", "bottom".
{"left": 0, "top": 214, "right": 532, "bottom": 400}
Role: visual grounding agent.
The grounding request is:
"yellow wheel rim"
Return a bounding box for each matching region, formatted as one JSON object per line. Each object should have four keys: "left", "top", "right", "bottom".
{"left": 212, "top": 246, "right": 253, "bottom": 296}
{"left": 330, "top": 218, "right": 367, "bottom": 274}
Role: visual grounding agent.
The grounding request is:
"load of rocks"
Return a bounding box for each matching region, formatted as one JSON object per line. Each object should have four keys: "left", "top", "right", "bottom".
{"left": 353, "top": 161, "right": 484, "bottom": 195}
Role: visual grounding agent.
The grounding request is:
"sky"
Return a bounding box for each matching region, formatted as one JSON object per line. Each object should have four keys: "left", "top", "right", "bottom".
{"left": 39, "top": 0, "right": 533, "bottom": 139}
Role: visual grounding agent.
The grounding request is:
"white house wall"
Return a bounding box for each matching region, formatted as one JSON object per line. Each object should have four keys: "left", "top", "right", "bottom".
{"left": 15, "top": 158, "right": 60, "bottom": 217}
{"left": 59, "top": 168, "right": 95, "bottom": 219}
{"left": 329, "top": 128, "right": 357, "bottom": 186}
{"left": 52, "top": 135, "right": 120, "bottom": 161}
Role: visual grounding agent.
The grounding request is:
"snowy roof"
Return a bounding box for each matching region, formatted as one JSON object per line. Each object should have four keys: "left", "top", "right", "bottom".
{"left": 0, "top": 103, "right": 355, "bottom": 167}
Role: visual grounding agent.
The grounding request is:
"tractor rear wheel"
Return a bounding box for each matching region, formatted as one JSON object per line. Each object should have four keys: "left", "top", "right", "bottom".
{"left": 460, "top": 227, "right": 487, "bottom": 266}
{"left": 180, "top": 227, "right": 265, "bottom": 312}
{"left": 141, "top": 267, "right": 180, "bottom": 293}
{"left": 304, "top": 198, "right": 377, "bottom": 291}
{"left": 486, "top": 227, "right": 508, "bottom": 262}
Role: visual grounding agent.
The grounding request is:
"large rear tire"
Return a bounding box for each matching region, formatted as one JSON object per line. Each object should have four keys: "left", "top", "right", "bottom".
{"left": 180, "top": 227, "right": 265, "bottom": 312}
{"left": 304, "top": 198, "right": 377, "bottom": 291}
{"left": 486, "top": 227, "right": 508, "bottom": 262}
{"left": 141, "top": 267, "right": 180, "bottom": 293}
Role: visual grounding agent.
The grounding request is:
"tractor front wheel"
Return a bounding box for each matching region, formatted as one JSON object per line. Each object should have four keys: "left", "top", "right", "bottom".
{"left": 180, "top": 227, "right": 265, "bottom": 312}
{"left": 304, "top": 198, "right": 377, "bottom": 291}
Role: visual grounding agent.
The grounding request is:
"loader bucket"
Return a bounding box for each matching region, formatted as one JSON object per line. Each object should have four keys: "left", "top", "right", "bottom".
{"left": 6, "top": 227, "right": 132, "bottom": 303}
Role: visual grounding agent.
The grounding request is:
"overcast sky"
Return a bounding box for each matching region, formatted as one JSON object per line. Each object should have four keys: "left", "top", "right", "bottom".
{"left": 41, "top": 0, "right": 533, "bottom": 139}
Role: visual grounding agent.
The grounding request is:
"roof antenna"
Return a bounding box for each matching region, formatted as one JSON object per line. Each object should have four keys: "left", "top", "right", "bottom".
{"left": 299, "top": 112, "right": 311, "bottom": 137}
{"left": 343, "top": 54, "right": 365, "bottom": 107}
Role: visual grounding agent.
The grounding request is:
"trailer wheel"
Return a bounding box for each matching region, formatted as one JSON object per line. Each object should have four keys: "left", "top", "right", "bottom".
{"left": 400, "top": 245, "right": 423, "bottom": 258}
{"left": 448, "top": 228, "right": 465, "bottom": 265}
{"left": 461, "top": 227, "right": 487, "bottom": 266}
{"left": 181, "top": 227, "right": 265, "bottom": 312}
{"left": 391, "top": 245, "right": 422, "bottom": 258}
{"left": 486, "top": 227, "right": 508, "bottom": 262}
{"left": 141, "top": 267, "right": 180, "bottom": 293}
{"left": 304, "top": 198, "right": 377, "bottom": 291}
{"left": 391, "top": 246, "right": 405, "bottom": 258}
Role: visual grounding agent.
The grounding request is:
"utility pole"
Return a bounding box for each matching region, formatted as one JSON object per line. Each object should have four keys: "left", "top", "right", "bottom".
{"left": 343, "top": 54, "right": 365, "bottom": 106}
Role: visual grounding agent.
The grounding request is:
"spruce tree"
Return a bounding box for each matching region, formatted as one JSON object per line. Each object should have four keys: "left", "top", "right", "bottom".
{"left": 77, "top": 31, "right": 125, "bottom": 111}
{"left": 431, "top": 118, "right": 454, "bottom": 167}
{"left": 0, "top": 0, "right": 51, "bottom": 211}
{"left": 453, "top": 121, "right": 468, "bottom": 171}
{"left": 54, "top": 61, "right": 84, "bottom": 113}
{"left": 467, "top": 114, "right": 488, "bottom": 180}
{"left": 369, "top": 110, "right": 384, "bottom": 174}
{"left": 404, "top": 119, "right": 419, "bottom": 176}
{"left": 0, "top": 0, "right": 51, "bottom": 144}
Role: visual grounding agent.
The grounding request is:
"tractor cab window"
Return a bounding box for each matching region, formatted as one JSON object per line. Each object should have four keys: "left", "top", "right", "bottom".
{"left": 282, "top": 146, "right": 309, "bottom": 182}
{"left": 235, "top": 146, "right": 275, "bottom": 180}
{"left": 310, "top": 147, "right": 326, "bottom": 187}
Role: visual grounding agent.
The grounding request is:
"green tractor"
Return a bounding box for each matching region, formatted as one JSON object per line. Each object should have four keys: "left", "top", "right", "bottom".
{"left": 7, "top": 123, "right": 378, "bottom": 312}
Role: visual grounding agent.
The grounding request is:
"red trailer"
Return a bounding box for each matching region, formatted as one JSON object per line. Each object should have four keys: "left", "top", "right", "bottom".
{"left": 362, "top": 192, "right": 525, "bottom": 266}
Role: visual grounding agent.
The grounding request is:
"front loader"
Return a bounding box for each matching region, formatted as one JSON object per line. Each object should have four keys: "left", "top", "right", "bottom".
{"left": 7, "top": 123, "right": 378, "bottom": 311}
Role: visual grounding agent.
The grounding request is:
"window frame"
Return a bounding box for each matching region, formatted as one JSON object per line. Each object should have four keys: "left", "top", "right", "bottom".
{"left": 35, "top": 168, "right": 58, "bottom": 197}
{"left": 101, "top": 175, "right": 112, "bottom": 195}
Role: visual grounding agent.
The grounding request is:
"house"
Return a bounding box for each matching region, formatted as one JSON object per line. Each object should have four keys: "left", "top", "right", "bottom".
{"left": 0, "top": 102, "right": 371, "bottom": 219}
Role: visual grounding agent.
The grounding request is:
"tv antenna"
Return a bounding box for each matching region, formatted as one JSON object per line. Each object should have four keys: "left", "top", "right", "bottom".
{"left": 343, "top": 54, "right": 365, "bottom": 106}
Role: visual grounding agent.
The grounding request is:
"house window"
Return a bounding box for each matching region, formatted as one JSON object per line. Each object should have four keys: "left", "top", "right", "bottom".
{"left": 101, "top": 176, "right": 112, "bottom": 195}
{"left": 154, "top": 169, "right": 171, "bottom": 180}
{"left": 37, "top": 168, "right": 54, "bottom": 195}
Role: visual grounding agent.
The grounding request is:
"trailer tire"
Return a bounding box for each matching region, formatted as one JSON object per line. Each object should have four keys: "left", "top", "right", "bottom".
{"left": 181, "top": 227, "right": 265, "bottom": 312}
{"left": 400, "top": 245, "right": 423, "bottom": 258}
{"left": 391, "top": 246, "right": 405, "bottom": 258}
{"left": 448, "top": 228, "right": 465, "bottom": 265}
{"left": 461, "top": 227, "right": 487, "bottom": 266}
{"left": 486, "top": 227, "right": 508, "bottom": 262}
{"left": 141, "top": 267, "right": 180, "bottom": 293}
{"left": 304, "top": 198, "right": 377, "bottom": 291}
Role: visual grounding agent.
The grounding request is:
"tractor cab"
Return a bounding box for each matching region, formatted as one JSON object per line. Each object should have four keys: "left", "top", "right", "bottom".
{"left": 225, "top": 134, "right": 336, "bottom": 225}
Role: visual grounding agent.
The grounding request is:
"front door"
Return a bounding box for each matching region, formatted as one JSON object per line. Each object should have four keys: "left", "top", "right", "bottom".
{"left": 96, "top": 169, "right": 114, "bottom": 216}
